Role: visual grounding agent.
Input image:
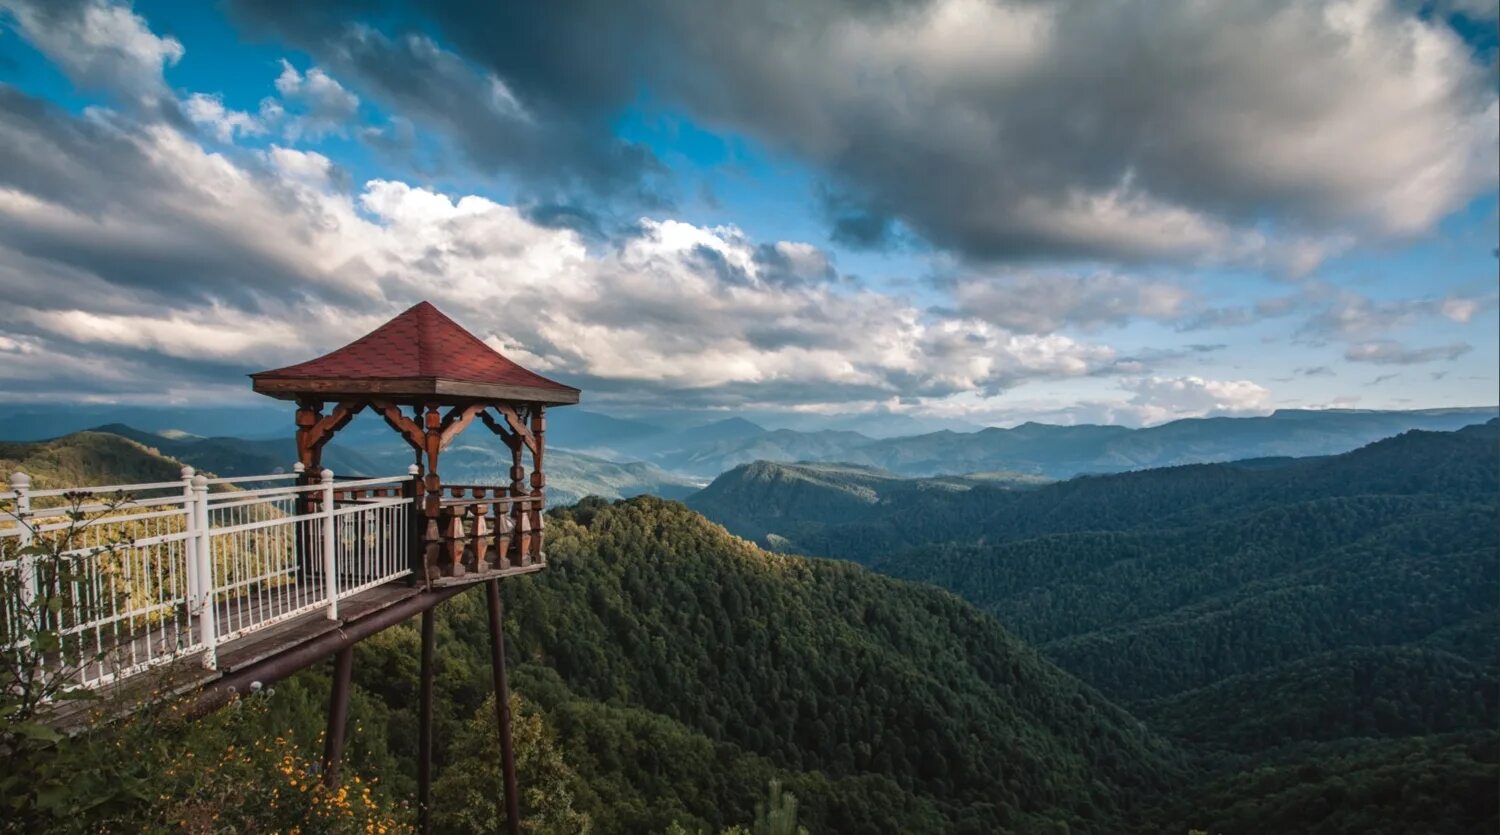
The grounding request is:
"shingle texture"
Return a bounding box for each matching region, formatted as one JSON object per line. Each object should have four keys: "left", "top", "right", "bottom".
{"left": 253, "top": 301, "right": 576, "bottom": 394}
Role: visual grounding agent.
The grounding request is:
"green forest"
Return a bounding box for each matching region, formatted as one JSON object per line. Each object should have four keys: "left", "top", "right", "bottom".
{"left": 2, "top": 423, "right": 1496, "bottom": 833}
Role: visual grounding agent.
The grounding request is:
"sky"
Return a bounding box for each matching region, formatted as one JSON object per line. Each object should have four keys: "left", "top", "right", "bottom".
{"left": 0, "top": 0, "right": 1495, "bottom": 432}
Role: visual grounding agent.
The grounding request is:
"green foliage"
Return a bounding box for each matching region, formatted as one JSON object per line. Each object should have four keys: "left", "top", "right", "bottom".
{"left": 753, "top": 780, "right": 808, "bottom": 835}
{"left": 0, "top": 432, "right": 186, "bottom": 489}
{"left": 691, "top": 422, "right": 1500, "bottom": 833}
{"left": 1176, "top": 733, "right": 1500, "bottom": 835}
{"left": 1, "top": 689, "right": 412, "bottom": 834}
{"left": 432, "top": 693, "right": 592, "bottom": 834}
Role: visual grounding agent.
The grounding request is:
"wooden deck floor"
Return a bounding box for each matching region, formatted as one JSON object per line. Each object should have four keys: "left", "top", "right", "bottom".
{"left": 48, "top": 561, "right": 544, "bottom": 733}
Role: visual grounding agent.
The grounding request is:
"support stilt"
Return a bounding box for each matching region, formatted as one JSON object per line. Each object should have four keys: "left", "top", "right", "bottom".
{"left": 321, "top": 646, "right": 354, "bottom": 787}
{"left": 417, "top": 608, "right": 436, "bottom": 835}
{"left": 486, "top": 579, "right": 521, "bottom": 835}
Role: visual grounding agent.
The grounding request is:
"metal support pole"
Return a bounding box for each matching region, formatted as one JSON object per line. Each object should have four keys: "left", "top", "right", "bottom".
{"left": 180, "top": 466, "right": 197, "bottom": 612}
{"left": 486, "top": 579, "right": 521, "bottom": 835}
{"left": 9, "top": 472, "right": 35, "bottom": 614}
{"left": 417, "top": 607, "right": 436, "bottom": 835}
{"left": 322, "top": 645, "right": 355, "bottom": 787}
{"left": 192, "top": 474, "right": 216, "bottom": 668}
{"left": 322, "top": 468, "right": 338, "bottom": 620}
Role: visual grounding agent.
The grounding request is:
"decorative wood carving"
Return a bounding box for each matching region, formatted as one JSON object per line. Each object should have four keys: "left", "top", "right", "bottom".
{"left": 371, "top": 400, "right": 426, "bottom": 454}
{"left": 492, "top": 404, "right": 538, "bottom": 454}
{"left": 438, "top": 403, "right": 488, "bottom": 451}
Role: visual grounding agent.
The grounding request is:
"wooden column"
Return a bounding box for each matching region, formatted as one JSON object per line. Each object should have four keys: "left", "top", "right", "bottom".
{"left": 295, "top": 400, "right": 325, "bottom": 471}
{"left": 508, "top": 432, "right": 531, "bottom": 566}
{"left": 422, "top": 405, "right": 443, "bottom": 582}
{"left": 295, "top": 400, "right": 324, "bottom": 584}
{"left": 486, "top": 579, "right": 521, "bottom": 835}
{"left": 417, "top": 607, "right": 436, "bottom": 835}
{"left": 528, "top": 406, "right": 546, "bottom": 562}
{"left": 321, "top": 646, "right": 354, "bottom": 787}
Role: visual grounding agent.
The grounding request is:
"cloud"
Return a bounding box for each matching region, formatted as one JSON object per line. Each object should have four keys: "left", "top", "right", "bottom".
{"left": 1299, "top": 289, "right": 1497, "bottom": 342}
{"left": 224, "top": 9, "right": 663, "bottom": 201}
{"left": 0, "top": 0, "right": 183, "bottom": 106}
{"left": 944, "top": 271, "right": 1189, "bottom": 334}
{"left": 1344, "top": 339, "right": 1472, "bottom": 364}
{"left": 0, "top": 87, "right": 1136, "bottom": 410}
{"left": 1120, "top": 375, "right": 1274, "bottom": 424}
{"left": 230, "top": 0, "right": 1499, "bottom": 266}
{"left": 182, "top": 92, "right": 267, "bottom": 142}
{"left": 273, "top": 59, "right": 359, "bottom": 139}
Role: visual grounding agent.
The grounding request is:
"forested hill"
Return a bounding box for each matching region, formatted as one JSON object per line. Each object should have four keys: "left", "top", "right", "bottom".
{"left": 254, "top": 497, "right": 1186, "bottom": 834}
{"left": 685, "top": 422, "right": 1500, "bottom": 832}
{"left": 0, "top": 430, "right": 188, "bottom": 487}
{"left": 483, "top": 497, "right": 1179, "bottom": 833}
{"left": 692, "top": 420, "right": 1499, "bottom": 559}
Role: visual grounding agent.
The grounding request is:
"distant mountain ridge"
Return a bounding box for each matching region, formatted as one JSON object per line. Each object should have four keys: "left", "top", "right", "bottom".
{"left": 657, "top": 406, "right": 1498, "bottom": 478}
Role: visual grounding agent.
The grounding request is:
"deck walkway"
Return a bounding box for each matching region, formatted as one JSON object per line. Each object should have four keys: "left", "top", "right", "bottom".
{"left": 49, "top": 561, "right": 543, "bottom": 733}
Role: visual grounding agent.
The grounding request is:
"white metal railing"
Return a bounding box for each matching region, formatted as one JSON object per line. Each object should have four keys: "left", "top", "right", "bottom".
{"left": 1, "top": 465, "right": 416, "bottom": 688}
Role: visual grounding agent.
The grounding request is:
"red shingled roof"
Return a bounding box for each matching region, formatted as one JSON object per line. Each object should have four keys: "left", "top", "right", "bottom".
{"left": 251, "top": 302, "right": 579, "bottom": 404}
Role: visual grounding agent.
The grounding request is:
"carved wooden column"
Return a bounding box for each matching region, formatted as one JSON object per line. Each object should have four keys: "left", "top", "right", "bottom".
{"left": 422, "top": 404, "right": 444, "bottom": 582}
{"left": 529, "top": 406, "right": 546, "bottom": 562}
{"left": 295, "top": 399, "right": 325, "bottom": 471}
{"left": 295, "top": 400, "right": 324, "bottom": 584}
{"left": 508, "top": 430, "right": 531, "bottom": 566}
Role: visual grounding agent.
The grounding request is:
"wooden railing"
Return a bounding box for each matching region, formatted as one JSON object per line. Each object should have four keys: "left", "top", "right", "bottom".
{"left": 430, "top": 486, "right": 545, "bottom": 580}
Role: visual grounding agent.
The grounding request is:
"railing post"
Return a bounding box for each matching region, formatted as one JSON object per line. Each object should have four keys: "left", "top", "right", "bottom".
{"left": 192, "top": 474, "right": 216, "bottom": 669}
{"left": 181, "top": 466, "right": 199, "bottom": 614}
{"left": 404, "top": 464, "right": 422, "bottom": 583}
{"left": 322, "top": 469, "right": 338, "bottom": 620}
{"left": 9, "top": 472, "right": 36, "bottom": 614}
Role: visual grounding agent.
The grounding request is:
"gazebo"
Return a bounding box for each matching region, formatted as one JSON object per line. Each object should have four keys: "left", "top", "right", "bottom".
{"left": 250, "top": 300, "right": 579, "bottom": 834}
{"left": 251, "top": 300, "right": 579, "bottom": 584}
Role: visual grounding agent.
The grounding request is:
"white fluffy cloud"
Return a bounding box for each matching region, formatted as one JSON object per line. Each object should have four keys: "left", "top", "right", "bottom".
{"left": 0, "top": 0, "right": 183, "bottom": 104}
{"left": 182, "top": 93, "right": 268, "bottom": 142}
{"left": 272, "top": 60, "right": 360, "bottom": 139}
{"left": 1121, "top": 375, "right": 1273, "bottom": 424}
{"left": 0, "top": 92, "right": 1130, "bottom": 409}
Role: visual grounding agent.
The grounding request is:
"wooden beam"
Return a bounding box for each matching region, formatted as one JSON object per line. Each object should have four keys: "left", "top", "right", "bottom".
{"left": 372, "top": 399, "right": 426, "bottom": 454}
{"left": 321, "top": 646, "right": 354, "bottom": 787}
{"left": 309, "top": 400, "right": 367, "bottom": 455}
{"left": 252, "top": 376, "right": 580, "bottom": 406}
{"left": 486, "top": 580, "right": 522, "bottom": 835}
{"left": 477, "top": 409, "right": 516, "bottom": 445}
{"left": 438, "top": 403, "right": 488, "bottom": 451}
{"left": 417, "top": 607, "right": 436, "bottom": 835}
{"left": 491, "top": 404, "right": 538, "bottom": 454}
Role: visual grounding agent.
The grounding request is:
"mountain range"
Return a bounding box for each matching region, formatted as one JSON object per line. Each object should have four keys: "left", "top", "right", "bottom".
{"left": 642, "top": 406, "right": 1498, "bottom": 478}
{"left": 4, "top": 419, "right": 1496, "bottom": 833}
{"left": 3, "top": 405, "right": 1493, "bottom": 486}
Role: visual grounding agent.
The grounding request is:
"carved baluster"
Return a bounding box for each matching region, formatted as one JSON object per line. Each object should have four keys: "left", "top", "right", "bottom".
{"left": 445, "top": 485, "right": 464, "bottom": 577}
{"left": 472, "top": 487, "right": 492, "bottom": 572}
{"left": 493, "top": 496, "right": 514, "bottom": 570}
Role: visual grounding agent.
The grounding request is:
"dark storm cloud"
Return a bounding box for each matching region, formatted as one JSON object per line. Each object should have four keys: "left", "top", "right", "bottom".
{"left": 228, "top": 1, "right": 666, "bottom": 204}
{"left": 230, "top": 0, "right": 1497, "bottom": 265}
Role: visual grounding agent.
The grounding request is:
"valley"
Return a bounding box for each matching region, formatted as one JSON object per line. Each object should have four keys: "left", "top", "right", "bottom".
{"left": 0, "top": 411, "right": 1494, "bottom": 833}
